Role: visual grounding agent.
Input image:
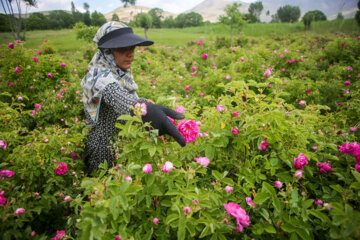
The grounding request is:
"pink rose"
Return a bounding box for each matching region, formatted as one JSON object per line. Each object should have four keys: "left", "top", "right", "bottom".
{"left": 175, "top": 106, "right": 185, "bottom": 113}
{"left": 15, "top": 208, "right": 25, "bottom": 215}
{"left": 64, "top": 195, "right": 71, "bottom": 201}
{"left": 316, "top": 162, "right": 332, "bottom": 173}
{"left": 194, "top": 157, "right": 210, "bottom": 167}
{"left": 115, "top": 235, "right": 122, "bottom": 240}
{"left": 223, "top": 202, "right": 250, "bottom": 232}
{"left": 0, "top": 140, "right": 7, "bottom": 150}
{"left": 0, "top": 169, "right": 15, "bottom": 178}
{"left": 258, "top": 138, "right": 269, "bottom": 151}
{"left": 264, "top": 69, "right": 271, "bottom": 77}
{"left": 231, "top": 128, "right": 239, "bottom": 135}
{"left": 294, "top": 153, "right": 308, "bottom": 169}
{"left": 124, "top": 176, "right": 132, "bottom": 181}
{"left": 216, "top": 105, "right": 225, "bottom": 113}
{"left": 153, "top": 218, "right": 159, "bottom": 224}
{"left": 274, "top": 181, "right": 283, "bottom": 189}
{"left": 183, "top": 206, "right": 191, "bottom": 213}
{"left": 202, "top": 53, "right": 208, "bottom": 59}
{"left": 48, "top": 73, "right": 53, "bottom": 78}
{"left": 191, "top": 66, "right": 196, "bottom": 72}
{"left": 225, "top": 75, "right": 231, "bottom": 80}
{"left": 161, "top": 161, "right": 173, "bottom": 172}
{"left": 55, "top": 163, "right": 68, "bottom": 175}
{"left": 232, "top": 111, "right": 239, "bottom": 117}
{"left": 8, "top": 42, "right": 14, "bottom": 49}
{"left": 240, "top": 57, "right": 245, "bottom": 62}
{"left": 35, "top": 104, "right": 41, "bottom": 110}
{"left": 193, "top": 199, "right": 199, "bottom": 205}
{"left": 177, "top": 120, "right": 199, "bottom": 143}
{"left": 339, "top": 142, "right": 359, "bottom": 154}
{"left": 245, "top": 197, "right": 256, "bottom": 207}
{"left": 15, "top": 67, "right": 21, "bottom": 72}
{"left": 142, "top": 164, "right": 152, "bottom": 173}
{"left": 299, "top": 100, "right": 306, "bottom": 108}
{"left": 197, "top": 40, "right": 203, "bottom": 45}
{"left": 314, "top": 198, "right": 323, "bottom": 206}
{"left": 295, "top": 170, "right": 303, "bottom": 179}
{"left": 225, "top": 185, "right": 234, "bottom": 192}
{"left": 184, "top": 85, "right": 191, "bottom": 91}
{"left": 60, "top": 62, "right": 66, "bottom": 67}
{"left": 0, "top": 191, "right": 7, "bottom": 206}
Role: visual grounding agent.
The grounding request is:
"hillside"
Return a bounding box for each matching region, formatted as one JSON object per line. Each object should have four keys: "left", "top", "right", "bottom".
{"left": 186, "top": 0, "right": 358, "bottom": 22}
{"left": 104, "top": 5, "right": 176, "bottom": 22}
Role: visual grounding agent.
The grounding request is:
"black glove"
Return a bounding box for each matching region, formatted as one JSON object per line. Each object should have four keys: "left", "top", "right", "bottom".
{"left": 141, "top": 103, "right": 186, "bottom": 147}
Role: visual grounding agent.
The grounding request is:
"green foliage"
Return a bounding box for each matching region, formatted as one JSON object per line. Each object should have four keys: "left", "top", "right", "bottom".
{"left": 121, "top": 0, "right": 136, "bottom": 7}
{"left": 148, "top": 8, "right": 164, "bottom": 28}
{"left": 136, "top": 13, "right": 153, "bottom": 29}
{"left": 303, "top": 10, "right": 327, "bottom": 30}
{"left": 112, "top": 13, "right": 120, "bottom": 21}
{"left": 219, "top": 3, "right": 245, "bottom": 47}
{"left": 248, "top": 1, "right": 264, "bottom": 23}
{"left": 91, "top": 11, "right": 107, "bottom": 27}
{"left": 73, "top": 22, "right": 97, "bottom": 43}
{"left": 175, "top": 12, "right": 204, "bottom": 28}
{"left": 277, "top": 5, "right": 301, "bottom": 23}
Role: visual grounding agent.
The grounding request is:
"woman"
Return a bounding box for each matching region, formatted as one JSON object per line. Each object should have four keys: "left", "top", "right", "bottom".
{"left": 81, "top": 21, "right": 186, "bottom": 173}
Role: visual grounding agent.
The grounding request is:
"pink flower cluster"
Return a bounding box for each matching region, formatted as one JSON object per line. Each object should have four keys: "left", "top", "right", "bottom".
{"left": 0, "top": 191, "right": 7, "bottom": 206}
{"left": 258, "top": 138, "right": 269, "bottom": 151}
{"left": 245, "top": 197, "right": 256, "bottom": 207}
{"left": 316, "top": 161, "right": 332, "bottom": 173}
{"left": 0, "top": 169, "right": 15, "bottom": 178}
{"left": 223, "top": 202, "right": 250, "bottom": 232}
{"left": 142, "top": 164, "right": 152, "bottom": 173}
{"left": 194, "top": 157, "right": 210, "bottom": 167}
{"left": 294, "top": 153, "right": 308, "bottom": 170}
{"left": 177, "top": 120, "right": 199, "bottom": 143}
{"left": 51, "top": 230, "right": 66, "bottom": 240}
{"left": 161, "top": 161, "right": 173, "bottom": 172}
{"left": 55, "top": 163, "right": 68, "bottom": 175}
{"left": 0, "top": 140, "right": 7, "bottom": 150}
{"left": 338, "top": 142, "right": 360, "bottom": 172}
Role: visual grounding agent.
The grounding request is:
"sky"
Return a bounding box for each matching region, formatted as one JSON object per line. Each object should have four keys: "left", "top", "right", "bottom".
{"left": 0, "top": 0, "right": 256, "bottom": 15}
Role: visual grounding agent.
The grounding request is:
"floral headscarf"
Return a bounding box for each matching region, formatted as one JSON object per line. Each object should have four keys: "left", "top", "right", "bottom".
{"left": 81, "top": 21, "right": 139, "bottom": 125}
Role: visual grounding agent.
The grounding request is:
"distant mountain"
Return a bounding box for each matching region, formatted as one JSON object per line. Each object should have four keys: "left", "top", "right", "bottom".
{"left": 104, "top": 6, "right": 176, "bottom": 22}
{"left": 186, "top": 0, "right": 358, "bottom": 22}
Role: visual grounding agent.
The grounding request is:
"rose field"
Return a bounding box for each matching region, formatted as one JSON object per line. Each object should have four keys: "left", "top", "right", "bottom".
{"left": 1, "top": 27, "right": 360, "bottom": 240}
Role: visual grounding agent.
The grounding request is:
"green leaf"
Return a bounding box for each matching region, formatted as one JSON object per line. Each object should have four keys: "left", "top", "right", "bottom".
{"left": 264, "top": 224, "right": 276, "bottom": 233}
{"left": 177, "top": 217, "right": 186, "bottom": 240}
{"left": 330, "top": 184, "right": 342, "bottom": 193}
{"left": 302, "top": 199, "right": 314, "bottom": 209}
{"left": 212, "top": 170, "right": 223, "bottom": 180}
{"left": 252, "top": 223, "right": 264, "bottom": 235}
{"left": 352, "top": 170, "right": 360, "bottom": 182}
{"left": 149, "top": 146, "right": 156, "bottom": 157}
{"left": 143, "top": 227, "right": 153, "bottom": 240}
{"left": 199, "top": 226, "right": 211, "bottom": 238}
{"left": 308, "top": 210, "right": 330, "bottom": 223}
{"left": 253, "top": 192, "right": 270, "bottom": 205}
{"left": 146, "top": 174, "right": 155, "bottom": 187}
{"left": 281, "top": 223, "right": 296, "bottom": 233}
{"left": 165, "top": 214, "right": 178, "bottom": 225}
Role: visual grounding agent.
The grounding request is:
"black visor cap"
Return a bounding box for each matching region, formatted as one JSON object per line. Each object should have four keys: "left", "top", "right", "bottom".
{"left": 97, "top": 27, "right": 154, "bottom": 49}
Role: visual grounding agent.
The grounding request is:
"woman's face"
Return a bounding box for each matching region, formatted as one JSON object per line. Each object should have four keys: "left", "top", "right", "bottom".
{"left": 112, "top": 46, "right": 136, "bottom": 69}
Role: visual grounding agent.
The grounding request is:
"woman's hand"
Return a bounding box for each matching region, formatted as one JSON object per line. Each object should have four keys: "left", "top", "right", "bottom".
{"left": 147, "top": 99, "right": 155, "bottom": 104}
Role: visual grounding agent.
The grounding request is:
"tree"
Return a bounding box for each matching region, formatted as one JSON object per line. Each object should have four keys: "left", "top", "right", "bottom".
{"left": 25, "top": 12, "right": 48, "bottom": 30}
{"left": 148, "top": 8, "right": 163, "bottom": 28}
{"left": 162, "top": 16, "right": 175, "bottom": 28}
{"left": 277, "top": 5, "right": 301, "bottom": 23}
{"left": 266, "top": 10, "right": 270, "bottom": 16}
{"left": 336, "top": 12, "right": 344, "bottom": 20}
{"left": 136, "top": 13, "right": 152, "bottom": 39}
{"left": 0, "top": 0, "right": 37, "bottom": 40}
{"left": 112, "top": 13, "right": 120, "bottom": 21}
{"left": 248, "top": 1, "right": 263, "bottom": 22}
{"left": 83, "top": 2, "right": 91, "bottom": 26}
{"left": 302, "top": 10, "right": 327, "bottom": 30}
{"left": 219, "top": 3, "right": 245, "bottom": 47}
{"left": 91, "top": 11, "right": 106, "bottom": 26}
{"left": 175, "top": 12, "right": 203, "bottom": 28}
{"left": 71, "top": 1, "right": 76, "bottom": 13}
{"left": 121, "top": 0, "right": 135, "bottom": 8}
{"left": 356, "top": 0, "right": 360, "bottom": 26}
{"left": 47, "top": 10, "right": 74, "bottom": 29}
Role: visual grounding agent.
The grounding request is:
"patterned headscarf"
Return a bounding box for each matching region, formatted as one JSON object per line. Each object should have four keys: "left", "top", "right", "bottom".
{"left": 81, "top": 21, "right": 139, "bottom": 125}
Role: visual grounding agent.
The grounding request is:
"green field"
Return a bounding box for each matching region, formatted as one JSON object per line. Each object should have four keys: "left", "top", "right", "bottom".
{"left": 0, "top": 19, "right": 358, "bottom": 52}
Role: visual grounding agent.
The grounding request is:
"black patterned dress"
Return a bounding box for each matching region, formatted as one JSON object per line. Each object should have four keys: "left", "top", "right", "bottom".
{"left": 84, "top": 82, "right": 147, "bottom": 173}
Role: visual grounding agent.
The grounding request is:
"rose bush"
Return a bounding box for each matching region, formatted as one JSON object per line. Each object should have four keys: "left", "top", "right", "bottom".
{"left": 0, "top": 31, "right": 360, "bottom": 239}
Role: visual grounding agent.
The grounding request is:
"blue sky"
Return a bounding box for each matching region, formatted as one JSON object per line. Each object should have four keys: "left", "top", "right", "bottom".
{"left": 1, "top": 0, "right": 256, "bottom": 14}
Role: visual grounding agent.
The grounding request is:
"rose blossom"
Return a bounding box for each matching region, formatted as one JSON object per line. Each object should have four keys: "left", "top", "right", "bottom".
{"left": 294, "top": 153, "right": 308, "bottom": 169}
{"left": 15, "top": 208, "right": 25, "bottom": 215}
{"left": 232, "top": 111, "right": 239, "bottom": 117}
{"left": 0, "top": 191, "right": 7, "bottom": 206}
{"left": 48, "top": 73, "right": 53, "bottom": 78}
{"left": 295, "top": 170, "right": 303, "bottom": 179}
{"left": 216, "top": 105, "right": 225, "bottom": 113}
{"left": 0, "top": 169, "right": 15, "bottom": 178}
{"left": 175, "top": 106, "right": 185, "bottom": 113}
{"left": 35, "top": 104, "right": 41, "bottom": 110}
{"left": 245, "top": 197, "right": 256, "bottom": 207}
{"left": 0, "top": 140, "right": 7, "bottom": 150}
{"left": 202, "top": 53, "right": 208, "bottom": 59}
{"left": 8, "top": 42, "right": 14, "bottom": 49}
{"left": 225, "top": 185, "right": 234, "bottom": 192}
{"left": 299, "top": 100, "right": 306, "bottom": 108}
{"left": 339, "top": 142, "right": 359, "bottom": 154}
{"left": 231, "top": 128, "right": 239, "bottom": 135}
{"left": 184, "top": 85, "right": 191, "bottom": 91}
{"left": 316, "top": 162, "right": 332, "bottom": 173}
{"left": 314, "top": 198, "right": 323, "bottom": 206}
{"left": 134, "top": 102, "right": 147, "bottom": 116}
{"left": 124, "top": 176, "right": 132, "bottom": 181}
{"left": 193, "top": 199, "right": 199, "bottom": 205}
{"left": 60, "top": 62, "right": 66, "bottom": 67}
{"left": 64, "top": 195, "right": 71, "bottom": 201}
{"left": 142, "top": 164, "right": 152, "bottom": 173}
{"left": 274, "top": 181, "right": 283, "bottom": 189}
{"left": 223, "top": 202, "right": 250, "bottom": 232}
{"left": 161, "top": 161, "right": 173, "bottom": 172}
{"left": 15, "top": 67, "right": 21, "bottom": 72}
{"left": 264, "top": 69, "right": 271, "bottom": 77}
{"left": 194, "top": 157, "right": 210, "bottom": 167}
{"left": 258, "top": 138, "right": 269, "bottom": 151}
{"left": 153, "top": 218, "right": 159, "bottom": 224}
{"left": 183, "top": 206, "right": 191, "bottom": 213}
{"left": 55, "top": 163, "right": 68, "bottom": 175}
{"left": 177, "top": 120, "right": 199, "bottom": 143}
{"left": 115, "top": 235, "right": 122, "bottom": 240}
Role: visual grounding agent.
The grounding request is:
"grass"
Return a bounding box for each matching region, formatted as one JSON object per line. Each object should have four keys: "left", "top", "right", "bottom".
{"left": 0, "top": 19, "right": 359, "bottom": 51}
